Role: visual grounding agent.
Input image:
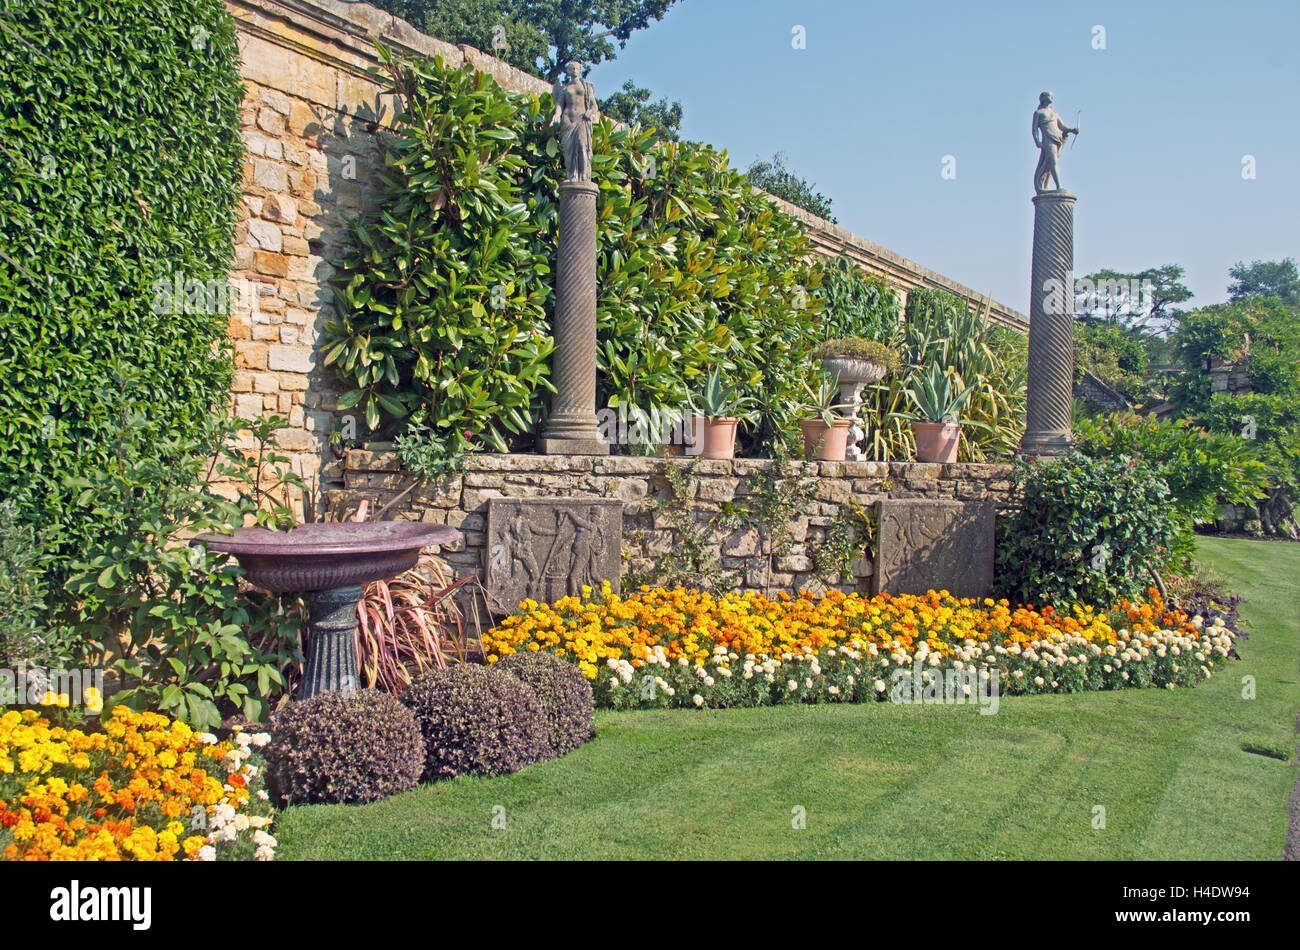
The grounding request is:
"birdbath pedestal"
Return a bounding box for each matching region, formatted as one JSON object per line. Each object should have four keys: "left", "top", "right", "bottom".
{"left": 195, "top": 522, "right": 459, "bottom": 700}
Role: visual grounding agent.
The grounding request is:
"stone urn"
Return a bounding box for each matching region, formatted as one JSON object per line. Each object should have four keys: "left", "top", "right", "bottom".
{"left": 819, "top": 357, "right": 890, "bottom": 461}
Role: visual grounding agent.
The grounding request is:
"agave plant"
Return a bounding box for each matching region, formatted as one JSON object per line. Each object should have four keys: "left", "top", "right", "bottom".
{"left": 687, "top": 367, "right": 760, "bottom": 421}
{"left": 892, "top": 363, "right": 980, "bottom": 424}
{"left": 799, "top": 371, "right": 853, "bottom": 426}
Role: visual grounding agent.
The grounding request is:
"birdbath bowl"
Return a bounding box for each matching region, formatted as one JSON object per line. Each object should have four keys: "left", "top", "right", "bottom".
{"left": 194, "top": 522, "right": 459, "bottom": 700}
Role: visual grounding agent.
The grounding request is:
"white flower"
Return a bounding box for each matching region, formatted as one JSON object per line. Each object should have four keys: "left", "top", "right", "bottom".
{"left": 196, "top": 845, "right": 217, "bottom": 862}
{"left": 254, "top": 845, "right": 276, "bottom": 862}
{"left": 250, "top": 733, "right": 271, "bottom": 748}
{"left": 253, "top": 830, "right": 277, "bottom": 848}
{"left": 198, "top": 734, "right": 218, "bottom": 746}
{"left": 692, "top": 694, "right": 704, "bottom": 707}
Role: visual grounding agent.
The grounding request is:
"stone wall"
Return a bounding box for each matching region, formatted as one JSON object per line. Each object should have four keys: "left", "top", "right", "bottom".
{"left": 223, "top": 0, "right": 1028, "bottom": 482}
{"left": 328, "top": 451, "right": 1014, "bottom": 604}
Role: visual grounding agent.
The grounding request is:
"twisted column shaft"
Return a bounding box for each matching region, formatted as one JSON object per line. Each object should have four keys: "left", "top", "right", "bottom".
{"left": 1021, "top": 191, "right": 1077, "bottom": 456}
{"left": 540, "top": 181, "right": 608, "bottom": 455}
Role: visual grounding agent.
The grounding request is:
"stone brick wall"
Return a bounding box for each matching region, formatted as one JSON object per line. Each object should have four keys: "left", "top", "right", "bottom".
{"left": 328, "top": 451, "right": 1014, "bottom": 601}
{"left": 222, "top": 0, "right": 1027, "bottom": 484}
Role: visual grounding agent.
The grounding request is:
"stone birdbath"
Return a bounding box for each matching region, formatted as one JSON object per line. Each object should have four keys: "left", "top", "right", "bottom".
{"left": 816, "top": 346, "right": 894, "bottom": 461}
{"left": 194, "top": 522, "right": 459, "bottom": 700}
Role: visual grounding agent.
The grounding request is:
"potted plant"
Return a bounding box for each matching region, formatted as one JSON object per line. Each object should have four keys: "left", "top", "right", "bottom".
{"left": 685, "top": 368, "right": 757, "bottom": 460}
{"left": 891, "top": 363, "right": 980, "bottom": 463}
{"left": 797, "top": 371, "right": 855, "bottom": 461}
{"left": 810, "top": 337, "right": 900, "bottom": 460}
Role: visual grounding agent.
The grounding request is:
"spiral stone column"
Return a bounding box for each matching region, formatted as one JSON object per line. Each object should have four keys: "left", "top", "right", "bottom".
{"left": 1020, "top": 190, "right": 1077, "bottom": 456}
{"left": 300, "top": 585, "right": 362, "bottom": 700}
{"left": 539, "top": 180, "right": 608, "bottom": 455}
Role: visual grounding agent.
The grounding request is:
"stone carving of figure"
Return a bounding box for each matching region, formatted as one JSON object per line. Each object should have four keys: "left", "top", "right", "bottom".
{"left": 1032, "top": 91, "right": 1078, "bottom": 194}
{"left": 551, "top": 61, "right": 599, "bottom": 183}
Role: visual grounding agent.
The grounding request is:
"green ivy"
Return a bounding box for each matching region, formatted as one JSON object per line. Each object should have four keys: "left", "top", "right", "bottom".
{"left": 0, "top": 0, "right": 245, "bottom": 565}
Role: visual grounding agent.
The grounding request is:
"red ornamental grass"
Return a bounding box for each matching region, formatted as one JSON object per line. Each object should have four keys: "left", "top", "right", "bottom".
{"left": 355, "top": 554, "right": 478, "bottom": 694}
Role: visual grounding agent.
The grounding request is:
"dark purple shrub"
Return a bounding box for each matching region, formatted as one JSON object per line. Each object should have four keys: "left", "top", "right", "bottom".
{"left": 495, "top": 651, "right": 595, "bottom": 755}
{"left": 401, "top": 664, "right": 552, "bottom": 780}
{"left": 266, "top": 689, "right": 426, "bottom": 806}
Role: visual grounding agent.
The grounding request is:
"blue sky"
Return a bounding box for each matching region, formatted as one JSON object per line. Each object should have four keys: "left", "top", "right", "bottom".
{"left": 586, "top": 0, "right": 1300, "bottom": 313}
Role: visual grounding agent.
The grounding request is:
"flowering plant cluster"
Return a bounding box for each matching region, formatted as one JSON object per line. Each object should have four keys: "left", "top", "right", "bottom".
{"left": 0, "top": 706, "right": 275, "bottom": 861}
{"left": 483, "top": 585, "right": 1235, "bottom": 710}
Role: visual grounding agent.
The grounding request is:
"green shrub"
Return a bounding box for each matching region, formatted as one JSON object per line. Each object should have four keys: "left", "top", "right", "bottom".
{"left": 1073, "top": 323, "right": 1152, "bottom": 404}
{"left": 63, "top": 414, "right": 304, "bottom": 729}
{"left": 818, "top": 254, "right": 900, "bottom": 342}
{"left": 994, "top": 453, "right": 1179, "bottom": 609}
{"left": 401, "top": 664, "right": 552, "bottom": 779}
{"left": 0, "top": 0, "right": 245, "bottom": 565}
{"left": 266, "top": 690, "right": 426, "bottom": 806}
{"left": 495, "top": 652, "right": 595, "bottom": 755}
{"left": 323, "top": 47, "right": 822, "bottom": 462}
{"left": 1075, "top": 412, "right": 1269, "bottom": 525}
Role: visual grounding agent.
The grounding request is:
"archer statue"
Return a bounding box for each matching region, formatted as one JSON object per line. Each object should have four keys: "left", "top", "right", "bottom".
{"left": 1032, "top": 90, "right": 1079, "bottom": 194}
{"left": 552, "top": 61, "right": 599, "bottom": 183}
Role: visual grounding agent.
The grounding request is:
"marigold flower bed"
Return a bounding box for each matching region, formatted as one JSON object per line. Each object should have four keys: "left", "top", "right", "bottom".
{"left": 483, "top": 586, "right": 1235, "bottom": 710}
{"left": 0, "top": 706, "right": 275, "bottom": 861}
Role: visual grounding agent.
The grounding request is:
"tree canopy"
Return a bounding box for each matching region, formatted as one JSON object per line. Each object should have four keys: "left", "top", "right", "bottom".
{"left": 1228, "top": 258, "right": 1300, "bottom": 304}
{"left": 375, "top": 0, "right": 682, "bottom": 80}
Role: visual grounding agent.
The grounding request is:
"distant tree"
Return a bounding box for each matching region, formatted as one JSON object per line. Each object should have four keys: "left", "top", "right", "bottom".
{"left": 1228, "top": 258, "right": 1300, "bottom": 304}
{"left": 745, "top": 151, "right": 835, "bottom": 222}
{"left": 1074, "top": 264, "right": 1192, "bottom": 335}
{"left": 374, "top": 0, "right": 683, "bottom": 81}
{"left": 599, "top": 79, "right": 683, "bottom": 141}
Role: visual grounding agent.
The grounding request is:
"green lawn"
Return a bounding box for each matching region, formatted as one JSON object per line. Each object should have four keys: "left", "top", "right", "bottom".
{"left": 276, "top": 537, "right": 1300, "bottom": 860}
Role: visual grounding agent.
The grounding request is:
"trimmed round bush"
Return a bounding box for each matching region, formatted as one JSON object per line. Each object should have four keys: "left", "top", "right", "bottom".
{"left": 401, "top": 664, "right": 552, "bottom": 780}
{"left": 266, "top": 690, "right": 425, "bottom": 806}
{"left": 494, "top": 652, "right": 595, "bottom": 755}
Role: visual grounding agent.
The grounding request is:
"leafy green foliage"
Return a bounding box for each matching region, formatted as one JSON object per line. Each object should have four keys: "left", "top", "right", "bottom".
{"left": 1075, "top": 264, "right": 1192, "bottom": 334}
{"left": 852, "top": 289, "right": 1025, "bottom": 461}
{"left": 892, "top": 363, "right": 979, "bottom": 425}
{"left": 325, "top": 49, "right": 823, "bottom": 460}
{"left": 0, "top": 0, "right": 244, "bottom": 564}
{"left": 687, "top": 367, "right": 758, "bottom": 421}
{"left": 372, "top": 0, "right": 681, "bottom": 81}
{"left": 744, "top": 151, "right": 835, "bottom": 222}
{"left": 1073, "top": 322, "right": 1151, "bottom": 404}
{"left": 63, "top": 414, "right": 305, "bottom": 730}
{"left": 1228, "top": 257, "right": 1299, "bottom": 304}
{"left": 1075, "top": 412, "right": 1270, "bottom": 526}
{"left": 600, "top": 79, "right": 683, "bottom": 142}
{"left": 994, "top": 453, "right": 1180, "bottom": 609}
{"left": 818, "top": 254, "right": 900, "bottom": 341}
{"left": 0, "top": 500, "right": 76, "bottom": 668}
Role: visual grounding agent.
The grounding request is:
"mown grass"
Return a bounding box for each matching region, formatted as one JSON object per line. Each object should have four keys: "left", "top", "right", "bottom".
{"left": 276, "top": 537, "right": 1300, "bottom": 860}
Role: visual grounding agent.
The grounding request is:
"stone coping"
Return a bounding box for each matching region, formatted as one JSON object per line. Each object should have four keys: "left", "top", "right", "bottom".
{"left": 344, "top": 449, "right": 1013, "bottom": 481}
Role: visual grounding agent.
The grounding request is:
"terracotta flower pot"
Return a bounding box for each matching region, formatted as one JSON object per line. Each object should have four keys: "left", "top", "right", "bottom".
{"left": 912, "top": 421, "right": 961, "bottom": 463}
{"left": 699, "top": 417, "right": 738, "bottom": 460}
{"left": 799, "top": 417, "right": 853, "bottom": 461}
